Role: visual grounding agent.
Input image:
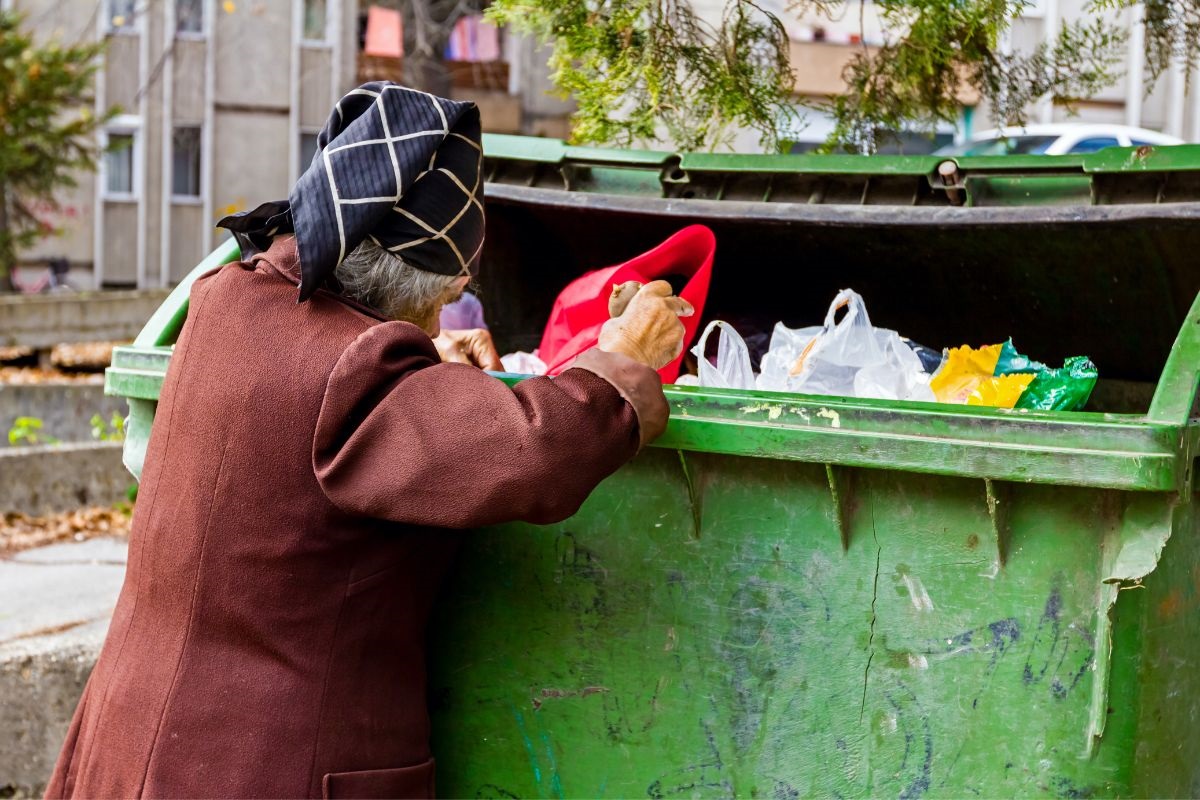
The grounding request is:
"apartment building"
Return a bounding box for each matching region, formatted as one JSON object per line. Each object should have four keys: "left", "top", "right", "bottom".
{"left": 9, "top": 0, "right": 358, "bottom": 287}
{"left": 9, "top": 0, "right": 576, "bottom": 288}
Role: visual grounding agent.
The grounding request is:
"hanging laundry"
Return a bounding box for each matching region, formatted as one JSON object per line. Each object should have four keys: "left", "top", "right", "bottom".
{"left": 364, "top": 5, "right": 403, "bottom": 58}
{"left": 445, "top": 14, "right": 501, "bottom": 61}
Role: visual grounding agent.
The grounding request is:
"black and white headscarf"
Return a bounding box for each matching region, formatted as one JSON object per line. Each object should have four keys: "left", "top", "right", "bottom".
{"left": 217, "top": 82, "right": 484, "bottom": 302}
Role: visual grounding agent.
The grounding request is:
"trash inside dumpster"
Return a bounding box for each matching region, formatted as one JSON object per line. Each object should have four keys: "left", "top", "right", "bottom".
{"left": 106, "top": 136, "right": 1200, "bottom": 797}
{"left": 687, "top": 303, "right": 1097, "bottom": 408}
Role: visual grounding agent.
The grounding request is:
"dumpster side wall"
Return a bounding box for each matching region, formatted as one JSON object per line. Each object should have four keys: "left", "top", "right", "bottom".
{"left": 1126, "top": 494, "right": 1200, "bottom": 798}
{"left": 428, "top": 449, "right": 1166, "bottom": 798}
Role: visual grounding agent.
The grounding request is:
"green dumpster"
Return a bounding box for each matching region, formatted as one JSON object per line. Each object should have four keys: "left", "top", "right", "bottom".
{"left": 106, "top": 138, "right": 1200, "bottom": 798}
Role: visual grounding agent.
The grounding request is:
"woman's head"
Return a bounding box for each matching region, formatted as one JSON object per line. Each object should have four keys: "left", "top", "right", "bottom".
{"left": 336, "top": 238, "right": 468, "bottom": 335}
{"left": 215, "top": 83, "right": 483, "bottom": 303}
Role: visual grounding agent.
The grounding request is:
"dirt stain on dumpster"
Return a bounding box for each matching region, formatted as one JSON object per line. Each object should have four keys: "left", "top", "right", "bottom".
{"left": 739, "top": 402, "right": 784, "bottom": 420}
{"left": 1157, "top": 587, "right": 1184, "bottom": 619}
{"left": 646, "top": 719, "right": 731, "bottom": 798}
{"left": 817, "top": 408, "right": 842, "bottom": 428}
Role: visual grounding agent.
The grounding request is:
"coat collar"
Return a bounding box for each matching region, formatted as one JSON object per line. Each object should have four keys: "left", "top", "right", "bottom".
{"left": 250, "top": 236, "right": 389, "bottom": 322}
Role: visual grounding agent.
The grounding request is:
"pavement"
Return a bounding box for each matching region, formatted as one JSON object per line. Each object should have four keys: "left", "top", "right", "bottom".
{"left": 0, "top": 537, "right": 127, "bottom": 796}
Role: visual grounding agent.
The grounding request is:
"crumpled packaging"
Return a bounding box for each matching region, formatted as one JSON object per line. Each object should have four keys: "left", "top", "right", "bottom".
{"left": 930, "top": 344, "right": 1034, "bottom": 407}
{"left": 994, "top": 340, "right": 1098, "bottom": 411}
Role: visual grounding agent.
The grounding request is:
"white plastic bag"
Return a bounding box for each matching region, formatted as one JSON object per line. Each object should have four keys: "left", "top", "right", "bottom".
{"left": 500, "top": 351, "right": 548, "bottom": 375}
{"left": 691, "top": 320, "right": 756, "bottom": 390}
{"left": 757, "top": 321, "right": 822, "bottom": 392}
{"left": 760, "top": 289, "right": 934, "bottom": 402}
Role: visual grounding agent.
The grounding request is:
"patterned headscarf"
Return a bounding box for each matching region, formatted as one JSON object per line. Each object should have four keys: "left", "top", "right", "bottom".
{"left": 217, "top": 82, "right": 484, "bottom": 301}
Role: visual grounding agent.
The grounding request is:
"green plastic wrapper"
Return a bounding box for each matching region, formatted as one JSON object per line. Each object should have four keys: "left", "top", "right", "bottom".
{"left": 994, "top": 339, "right": 1098, "bottom": 411}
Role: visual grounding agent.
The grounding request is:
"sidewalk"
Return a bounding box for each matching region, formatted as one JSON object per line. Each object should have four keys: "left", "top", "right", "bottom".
{"left": 0, "top": 537, "right": 126, "bottom": 796}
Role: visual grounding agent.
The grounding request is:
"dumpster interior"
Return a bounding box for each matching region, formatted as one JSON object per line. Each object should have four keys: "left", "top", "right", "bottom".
{"left": 479, "top": 193, "right": 1200, "bottom": 414}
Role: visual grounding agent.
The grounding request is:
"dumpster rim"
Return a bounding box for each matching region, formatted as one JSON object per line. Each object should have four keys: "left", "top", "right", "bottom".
{"left": 484, "top": 182, "right": 1200, "bottom": 225}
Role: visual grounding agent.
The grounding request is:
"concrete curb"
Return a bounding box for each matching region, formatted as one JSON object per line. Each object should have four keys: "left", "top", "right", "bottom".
{"left": 1, "top": 442, "right": 130, "bottom": 515}
{"left": 0, "top": 290, "right": 169, "bottom": 349}
{"left": 0, "top": 538, "right": 126, "bottom": 796}
{"left": 0, "top": 639, "right": 101, "bottom": 797}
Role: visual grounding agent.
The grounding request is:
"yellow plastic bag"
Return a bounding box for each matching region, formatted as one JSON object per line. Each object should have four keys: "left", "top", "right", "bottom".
{"left": 930, "top": 344, "right": 1034, "bottom": 407}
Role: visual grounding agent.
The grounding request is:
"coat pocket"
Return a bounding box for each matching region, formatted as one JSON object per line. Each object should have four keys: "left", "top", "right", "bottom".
{"left": 322, "top": 758, "right": 435, "bottom": 799}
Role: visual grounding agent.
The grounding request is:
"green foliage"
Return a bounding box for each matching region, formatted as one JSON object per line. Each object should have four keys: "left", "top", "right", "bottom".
{"left": 7, "top": 415, "right": 58, "bottom": 446}
{"left": 0, "top": 11, "right": 115, "bottom": 284}
{"left": 491, "top": 0, "right": 1131, "bottom": 153}
{"left": 90, "top": 411, "right": 125, "bottom": 442}
{"left": 1094, "top": 0, "right": 1200, "bottom": 87}
{"left": 114, "top": 482, "right": 137, "bottom": 514}
{"left": 820, "top": 0, "right": 1127, "bottom": 151}
{"left": 487, "top": 0, "right": 796, "bottom": 151}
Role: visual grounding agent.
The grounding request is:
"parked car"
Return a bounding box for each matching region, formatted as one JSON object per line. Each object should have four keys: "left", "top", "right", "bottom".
{"left": 934, "top": 124, "right": 1183, "bottom": 156}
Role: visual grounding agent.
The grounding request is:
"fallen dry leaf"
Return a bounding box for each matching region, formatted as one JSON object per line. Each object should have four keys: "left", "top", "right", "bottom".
{"left": 51, "top": 342, "right": 123, "bottom": 370}
{"left": 1, "top": 506, "right": 132, "bottom": 554}
{"left": 0, "top": 366, "right": 103, "bottom": 384}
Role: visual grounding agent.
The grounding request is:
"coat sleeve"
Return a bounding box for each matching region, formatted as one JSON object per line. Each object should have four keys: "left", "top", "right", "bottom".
{"left": 313, "top": 321, "right": 668, "bottom": 528}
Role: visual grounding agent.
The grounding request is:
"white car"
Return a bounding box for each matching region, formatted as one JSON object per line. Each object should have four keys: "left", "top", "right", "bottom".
{"left": 934, "top": 124, "right": 1184, "bottom": 156}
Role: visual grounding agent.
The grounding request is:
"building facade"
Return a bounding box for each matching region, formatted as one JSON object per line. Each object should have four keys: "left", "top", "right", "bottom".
{"left": 8, "top": 0, "right": 358, "bottom": 287}
{"left": 8, "top": 0, "right": 576, "bottom": 288}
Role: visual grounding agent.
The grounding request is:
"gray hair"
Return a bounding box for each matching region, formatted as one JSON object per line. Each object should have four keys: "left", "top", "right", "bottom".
{"left": 336, "top": 238, "right": 462, "bottom": 326}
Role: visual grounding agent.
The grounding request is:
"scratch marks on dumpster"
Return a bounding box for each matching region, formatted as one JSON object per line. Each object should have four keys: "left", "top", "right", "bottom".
{"left": 720, "top": 576, "right": 812, "bottom": 756}
{"left": 511, "top": 709, "right": 543, "bottom": 788}
{"left": 906, "top": 581, "right": 1093, "bottom": 707}
{"left": 895, "top": 564, "right": 935, "bottom": 612}
{"left": 1021, "top": 583, "right": 1095, "bottom": 701}
{"left": 884, "top": 682, "right": 934, "bottom": 800}
{"left": 916, "top": 617, "right": 1021, "bottom": 708}
{"left": 530, "top": 685, "right": 610, "bottom": 711}
{"left": 512, "top": 707, "right": 565, "bottom": 799}
{"left": 1050, "top": 775, "right": 1097, "bottom": 798}
{"left": 646, "top": 719, "right": 733, "bottom": 798}
{"left": 554, "top": 532, "right": 608, "bottom": 619}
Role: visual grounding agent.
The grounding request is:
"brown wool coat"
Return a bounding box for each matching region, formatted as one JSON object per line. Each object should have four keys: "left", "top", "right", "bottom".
{"left": 45, "top": 237, "right": 667, "bottom": 800}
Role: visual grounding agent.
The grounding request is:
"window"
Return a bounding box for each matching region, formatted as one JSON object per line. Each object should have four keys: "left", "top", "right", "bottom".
{"left": 172, "top": 126, "right": 202, "bottom": 198}
{"left": 1066, "top": 137, "right": 1121, "bottom": 154}
{"left": 299, "top": 132, "right": 320, "bottom": 174}
{"left": 105, "top": 132, "right": 136, "bottom": 197}
{"left": 303, "top": 0, "right": 326, "bottom": 41}
{"left": 108, "top": 0, "right": 136, "bottom": 31}
{"left": 176, "top": 0, "right": 203, "bottom": 34}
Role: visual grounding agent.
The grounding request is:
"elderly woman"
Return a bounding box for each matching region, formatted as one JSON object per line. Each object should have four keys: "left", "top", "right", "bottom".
{"left": 45, "top": 83, "right": 689, "bottom": 800}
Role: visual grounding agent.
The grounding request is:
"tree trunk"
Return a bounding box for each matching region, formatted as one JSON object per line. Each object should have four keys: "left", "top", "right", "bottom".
{"left": 398, "top": 0, "right": 482, "bottom": 96}
{"left": 0, "top": 184, "right": 15, "bottom": 293}
{"left": 405, "top": 51, "right": 453, "bottom": 97}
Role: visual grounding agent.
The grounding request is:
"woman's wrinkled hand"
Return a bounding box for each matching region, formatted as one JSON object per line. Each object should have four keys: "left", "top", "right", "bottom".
{"left": 433, "top": 328, "right": 504, "bottom": 371}
{"left": 598, "top": 280, "right": 694, "bottom": 370}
